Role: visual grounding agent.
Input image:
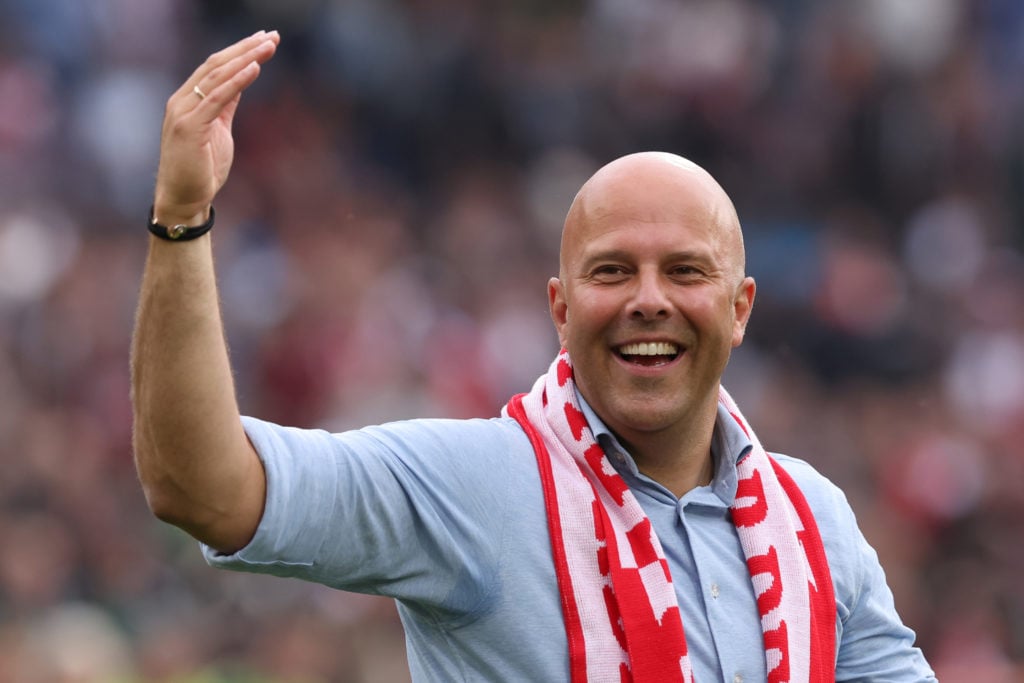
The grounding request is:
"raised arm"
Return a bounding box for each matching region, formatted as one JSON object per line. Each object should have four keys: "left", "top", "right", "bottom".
{"left": 131, "top": 31, "right": 280, "bottom": 553}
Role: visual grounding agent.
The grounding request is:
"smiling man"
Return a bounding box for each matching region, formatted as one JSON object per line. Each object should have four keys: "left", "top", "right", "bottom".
{"left": 132, "top": 33, "right": 936, "bottom": 682}
{"left": 551, "top": 153, "right": 755, "bottom": 498}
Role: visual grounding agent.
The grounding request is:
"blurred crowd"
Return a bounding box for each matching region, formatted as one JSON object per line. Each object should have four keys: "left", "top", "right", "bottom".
{"left": 1, "top": 0, "right": 1023, "bottom": 681}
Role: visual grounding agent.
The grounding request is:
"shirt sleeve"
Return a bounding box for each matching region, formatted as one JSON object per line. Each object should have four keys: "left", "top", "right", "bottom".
{"left": 832, "top": 498, "right": 937, "bottom": 681}
{"left": 202, "top": 414, "right": 535, "bottom": 623}
{"left": 774, "top": 455, "right": 937, "bottom": 681}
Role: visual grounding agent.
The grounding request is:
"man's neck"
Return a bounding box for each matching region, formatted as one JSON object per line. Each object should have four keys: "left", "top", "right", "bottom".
{"left": 613, "top": 408, "right": 718, "bottom": 498}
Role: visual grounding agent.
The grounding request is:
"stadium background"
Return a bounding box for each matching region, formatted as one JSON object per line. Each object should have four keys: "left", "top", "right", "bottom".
{"left": 1, "top": 0, "right": 1023, "bottom": 680}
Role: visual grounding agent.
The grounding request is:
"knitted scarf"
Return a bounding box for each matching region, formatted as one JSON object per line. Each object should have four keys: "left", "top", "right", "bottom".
{"left": 503, "top": 350, "right": 835, "bottom": 682}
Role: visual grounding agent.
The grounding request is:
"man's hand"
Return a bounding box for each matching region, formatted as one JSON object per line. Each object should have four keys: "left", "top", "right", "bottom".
{"left": 153, "top": 30, "right": 280, "bottom": 227}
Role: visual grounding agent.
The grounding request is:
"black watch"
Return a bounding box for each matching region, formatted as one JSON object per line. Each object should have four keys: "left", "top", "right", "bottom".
{"left": 147, "top": 205, "right": 215, "bottom": 241}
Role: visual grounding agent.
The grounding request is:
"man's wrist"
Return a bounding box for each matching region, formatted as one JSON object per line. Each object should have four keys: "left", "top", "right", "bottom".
{"left": 151, "top": 199, "right": 211, "bottom": 228}
{"left": 148, "top": 205, "right": 215, "bottom": 241}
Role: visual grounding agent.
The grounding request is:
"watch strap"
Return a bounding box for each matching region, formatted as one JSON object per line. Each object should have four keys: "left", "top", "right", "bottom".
{"left": 148, "top": 205, "right": 215, "bottom": 241}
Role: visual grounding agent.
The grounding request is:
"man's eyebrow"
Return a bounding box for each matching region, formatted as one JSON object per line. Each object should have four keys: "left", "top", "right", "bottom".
{"left": 662, "top": 249, "right": 716, "bottom": 264}
{"left": 578, "top": 249, "right": 632, "bottom": 268}
{"left": 578, "top": 248, "right": 715, "bottom": 269}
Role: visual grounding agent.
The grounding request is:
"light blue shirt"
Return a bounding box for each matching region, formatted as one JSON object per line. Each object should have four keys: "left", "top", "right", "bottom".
{"left": 204, "top": 397, "right": 936, "bottom": 682}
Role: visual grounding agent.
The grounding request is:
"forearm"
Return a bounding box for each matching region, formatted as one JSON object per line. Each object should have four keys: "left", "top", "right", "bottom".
{"left": 131, "top": 229, "right": 265, "bottom": 552}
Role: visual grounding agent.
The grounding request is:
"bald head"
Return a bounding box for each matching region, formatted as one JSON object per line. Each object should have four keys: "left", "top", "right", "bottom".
{"left": 561, "top": 152, "right": 745, "bottom": 283}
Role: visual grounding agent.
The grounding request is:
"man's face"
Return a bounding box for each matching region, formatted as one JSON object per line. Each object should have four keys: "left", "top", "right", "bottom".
{"left": 549, "top": 155, "right": 755, "bottom": 447}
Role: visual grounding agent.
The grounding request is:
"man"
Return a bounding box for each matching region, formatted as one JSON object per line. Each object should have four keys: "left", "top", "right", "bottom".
{"left": 132, "top": 32, "right": 936, "bottom": 681}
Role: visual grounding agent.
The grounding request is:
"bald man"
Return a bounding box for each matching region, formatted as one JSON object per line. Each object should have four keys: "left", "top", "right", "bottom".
{"left": 132, "top": 35, "right": 936, "bottom": 681}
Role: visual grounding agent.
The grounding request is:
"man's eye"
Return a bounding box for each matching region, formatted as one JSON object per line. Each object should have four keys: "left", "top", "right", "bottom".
{"left": 594, "top": 265, "right": 627, "bottom": 276}
{"left": 671, "top": 266, "right": 700, "bottom": 276}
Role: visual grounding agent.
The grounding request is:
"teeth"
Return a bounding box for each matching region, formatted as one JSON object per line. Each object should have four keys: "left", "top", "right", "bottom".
{"left": 619, "top": 342, "right": 679, "bottom": 356}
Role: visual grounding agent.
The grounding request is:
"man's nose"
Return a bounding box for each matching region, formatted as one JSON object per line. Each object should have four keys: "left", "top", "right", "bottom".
{"left": 629, "top": 271, "right": 670, "bottom": 320}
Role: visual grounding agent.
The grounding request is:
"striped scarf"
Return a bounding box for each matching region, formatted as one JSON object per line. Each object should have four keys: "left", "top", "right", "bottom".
{"left": 503, "top": 350, "right": 835, "bottom": 682}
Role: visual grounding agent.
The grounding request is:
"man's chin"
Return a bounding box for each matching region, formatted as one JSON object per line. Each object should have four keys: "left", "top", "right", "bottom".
{"left": 601, "top": 401, "right": 688, "bottom": 436}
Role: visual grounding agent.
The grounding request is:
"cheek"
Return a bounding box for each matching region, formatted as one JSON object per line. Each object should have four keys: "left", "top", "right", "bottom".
{"left": 566, "top": 292, "right": 620, "bottom": 334}
{"left": 686, "top": 295, "right": 737, "bottom": 339}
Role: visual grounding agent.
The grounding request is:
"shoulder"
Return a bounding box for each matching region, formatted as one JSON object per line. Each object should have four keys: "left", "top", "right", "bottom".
{"left": 767, "top": 453, "right": 863, "bottom": 571}
{"left": 357, "top": 415, "right": 532, "bottom": 451}
{"left": 352, "top": 416, "right": 534, "bottom": 474}
{"left": 769, "top": 452, "right": 874, "bottom": 616}
{"left": 768, "top": 451, "right": 853, "bottom": 526}
{"left": 243, "top": 413, "right": 531, "bottom": 456}
{"left": 242, "top": 413, "right": 537, "bottom": 492}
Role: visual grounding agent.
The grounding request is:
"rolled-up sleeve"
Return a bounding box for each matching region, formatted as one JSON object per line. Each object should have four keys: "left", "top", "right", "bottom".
{"left": 202, "top": 416, "right": 340, "bottom": 572}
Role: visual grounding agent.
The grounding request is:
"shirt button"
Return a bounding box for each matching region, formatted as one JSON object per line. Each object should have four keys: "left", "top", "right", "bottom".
{"left": 710, "top": 583, "right": 720, "bottom": 599}
{"left": 733, "top": 675, "right": 743, "bottom": 683}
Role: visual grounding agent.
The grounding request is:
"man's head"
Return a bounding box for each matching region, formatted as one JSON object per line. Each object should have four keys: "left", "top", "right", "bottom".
{"left": 549, "top": 152, "right": 755, "bottom": 447}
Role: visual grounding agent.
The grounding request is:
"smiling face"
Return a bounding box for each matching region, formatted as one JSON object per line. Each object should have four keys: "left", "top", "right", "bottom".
{"left": 550, "top": 153, "right": 755, "bottom": 451}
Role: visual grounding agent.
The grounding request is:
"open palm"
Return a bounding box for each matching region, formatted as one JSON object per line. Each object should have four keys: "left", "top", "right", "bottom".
{"left": 153, "top": 31, "right": 279, "bottom": 223}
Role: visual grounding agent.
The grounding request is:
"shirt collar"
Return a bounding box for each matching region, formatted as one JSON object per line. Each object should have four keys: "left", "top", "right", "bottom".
{"left": 575, "top": 388, "right": 753, "bottom": 505}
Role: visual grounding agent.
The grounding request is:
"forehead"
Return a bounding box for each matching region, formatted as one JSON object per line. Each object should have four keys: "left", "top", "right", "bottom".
{"left": 585, "top": 168, "right": 717, "bottom": 224}
{"left": 564, "top": 161, "right": 729, "bottom": 263}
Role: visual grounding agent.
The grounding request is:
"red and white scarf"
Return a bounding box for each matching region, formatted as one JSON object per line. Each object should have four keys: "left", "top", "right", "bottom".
{"left": 504, "top": 350, "right": 835, "bottom": 682}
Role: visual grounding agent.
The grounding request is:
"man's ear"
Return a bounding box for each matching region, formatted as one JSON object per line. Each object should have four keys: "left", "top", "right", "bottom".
{"left": 548, "top": 277, "right": 569, "bottom": 348}
{"left": 731, "top": 276, "right": 756, "bottom": 348}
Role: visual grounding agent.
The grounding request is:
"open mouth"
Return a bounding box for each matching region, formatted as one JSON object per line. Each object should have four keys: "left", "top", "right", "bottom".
{"left": 617, "top": 341, "right": 680, "bottom": 367}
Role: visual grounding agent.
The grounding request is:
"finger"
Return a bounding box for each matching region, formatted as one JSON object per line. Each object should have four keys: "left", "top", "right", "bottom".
{"left": 193, "top": 61, "right": 263, "bottom": 124}
{"left": 171, "top": 30, "right": 279, "bottom": 104}
{"left": 193, "top": 36, "right": 277, "bottom": 101}
{"left": 167, "top": 36, "right": 277, "bottom": 124}
{"left": 187, "top": 30, "right": 274, "bottom": 91}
